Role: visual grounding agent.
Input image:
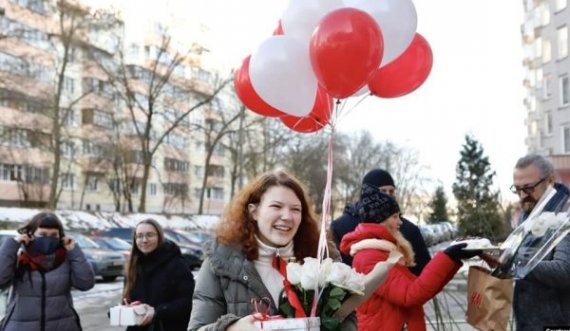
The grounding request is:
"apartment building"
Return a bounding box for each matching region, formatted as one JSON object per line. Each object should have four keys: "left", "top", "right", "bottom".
{"left": 0, "top": 0, "right": 238, "bottom": 214}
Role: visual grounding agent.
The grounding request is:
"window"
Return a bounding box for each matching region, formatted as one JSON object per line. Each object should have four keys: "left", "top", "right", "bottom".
{"left": 207, "top": 188, "right": 224, "bottom": 200}
{"left": 546, "top": 112, "right": 553, "bottom": 135}
{"left": 557, "top": 26, "right": 568, "bottom": 59}
{"left": 543, "top": 39, "right": 552, "bottom": 63}
{"left": 62, "top": 173, "right": 75, "bottom": 190}
{"left": 163, "top": 183, "right": 189, "bottom": 196}
{"left": 556, "top": 0, "right": 567, "bottom": 12}
{"left": 63, "top": 109, "right": 78, "bottom": 127}
{"left": 194, "top": 166, "right": 203, "bottom": 177}
{"left": 86, "top": 176, "right": 98, "bottom": 192}
{"left": 540, "top": 2, "right": 551, "bottom": 26}
{"left": 535, "top": 37, "right": 543, "bottom": 60}
{"left": 544, "top": 75, "right": 552, "bottom": 99}
{"left": 564, "top": 126, "right": 570, "bottom": 153}
{"left": 63, "top": 77, "right": 75, "bottom": 94}
{"left": 207, "top": 165, "right": 225, "bottom": 178}
{"left": 61, "top": 141, "right": 75, "bottom": 158}
{"left": 149, "top": 183, "right": 157, "bottom": 196}
{"left": 560, "top": 75, "right": 570, "bottom": 106}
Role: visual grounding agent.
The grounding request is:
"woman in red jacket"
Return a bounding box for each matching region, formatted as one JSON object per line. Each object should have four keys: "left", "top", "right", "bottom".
{"left": 340, "top": 184, "right": 480, "bottom": 331}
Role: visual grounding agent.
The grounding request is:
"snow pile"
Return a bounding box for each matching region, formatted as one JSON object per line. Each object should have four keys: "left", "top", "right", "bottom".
{"left": 0, "top": 207, "right": 220, "bottom": 231}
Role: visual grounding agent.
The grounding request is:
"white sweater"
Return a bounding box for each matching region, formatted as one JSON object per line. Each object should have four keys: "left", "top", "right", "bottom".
{"left": 253, "top": 238, "right": 294, "bottom": 306}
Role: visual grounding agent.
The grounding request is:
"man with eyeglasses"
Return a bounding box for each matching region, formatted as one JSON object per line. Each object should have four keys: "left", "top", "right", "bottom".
{"left": 509, "top": 153, "right": 570, "bottom": 330}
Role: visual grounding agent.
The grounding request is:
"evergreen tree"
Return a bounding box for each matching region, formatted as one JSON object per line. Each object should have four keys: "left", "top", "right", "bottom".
{"left": 428, "top": 186, "right": 449, "bottom": 224}
{"left": 452, "top": 135, "right": 503, "bottom": 238}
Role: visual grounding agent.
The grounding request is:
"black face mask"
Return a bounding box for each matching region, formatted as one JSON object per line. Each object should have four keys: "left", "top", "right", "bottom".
{"left": 28, "top": 236, "right": 61, "bottom": 256}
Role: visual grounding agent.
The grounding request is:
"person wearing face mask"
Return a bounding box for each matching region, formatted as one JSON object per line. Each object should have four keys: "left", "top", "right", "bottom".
{"left": 340, "top": 184, "right": 481, "bottom": 331}
{"left": 0, "top": 212, "right": 95, "bottom": 331}
{"left": 122, "top": 219, "right": 194, "bottom": 331}
{"left": 188, "top": 170, "right": 357, "bottom": 331}
{"left": 507, "top": 154, "right": 570, "bottom": 330}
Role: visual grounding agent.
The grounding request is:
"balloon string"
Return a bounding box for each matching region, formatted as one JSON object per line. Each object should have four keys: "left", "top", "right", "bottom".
{"left": 332, "top": 98, "right": 345, "bottom": 127}
{"left": 310, "top": 128, "right": 335, "bottom": 317}
{"left": 337, "top": 93, "right": 371, "bottom": 124}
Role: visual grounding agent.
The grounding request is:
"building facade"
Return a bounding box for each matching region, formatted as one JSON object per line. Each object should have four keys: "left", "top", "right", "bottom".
{"left": 523, "top": 0, "right": 569, "bottom": 154}
{"left": 0, "top": 0, "right": 239, "bottom": 214}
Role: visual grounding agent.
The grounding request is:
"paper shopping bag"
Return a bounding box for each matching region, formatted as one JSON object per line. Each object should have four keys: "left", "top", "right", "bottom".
{"left": 466, "top": 266, "right": 513, "bottom": 331}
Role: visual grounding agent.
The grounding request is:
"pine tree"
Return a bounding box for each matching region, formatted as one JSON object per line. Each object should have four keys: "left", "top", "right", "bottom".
{"left": 452, "top": 135, "right": 503, "bottom": 238}
{"left": 427, "top": 186, "right": 449, "bottom": 224}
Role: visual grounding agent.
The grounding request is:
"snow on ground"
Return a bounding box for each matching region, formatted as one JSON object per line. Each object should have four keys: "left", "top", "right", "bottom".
{"left": 0, "top": 207, "right": 220, "bottom": 231}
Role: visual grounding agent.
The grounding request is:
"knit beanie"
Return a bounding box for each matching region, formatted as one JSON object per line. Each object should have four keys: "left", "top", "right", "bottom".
{"left": 358, "top": 183, "right": 400, "bottom": 223}
{"left": 362, "top": 168, "right": 395, "bottom": 188}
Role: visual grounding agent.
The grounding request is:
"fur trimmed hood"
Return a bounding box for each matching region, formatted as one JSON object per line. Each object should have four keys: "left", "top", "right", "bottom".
{"left": 340, "top": 223, "right": 416, "bottom": 267}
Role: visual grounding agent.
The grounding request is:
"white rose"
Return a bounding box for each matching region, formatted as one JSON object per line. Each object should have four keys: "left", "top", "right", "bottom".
{"left": 300, "top": 257, "right": 319, "bottom": 290}
{"left": 287, "top": 262, "right": 303, "bottom": 285}
{"left": 341, "top": 271, "right": 366, "bottom": 295}
{"left": 317, "top": 258, "right": 334, "bottom": 288}
{"left": 326, "top": 262, "right": 352, "bottom": 286}
{"left": 530, "top": 218, "right": 547, "bottom": 237}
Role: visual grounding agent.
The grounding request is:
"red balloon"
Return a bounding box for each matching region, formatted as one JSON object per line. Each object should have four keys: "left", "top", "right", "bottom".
{"left": 234, "top": 56, "right": 284, "bottom": 117}
{"left": 281, "top": 87, "right": 333, "bottom": 133}
{"left": 273, "top": 21, "right": 284, "bottom": 36}
{"left": 368, "top": 33, "right": 433, "bottom": 98}
{"left": 310, "top": 8, "right": 383, "bottom": 99}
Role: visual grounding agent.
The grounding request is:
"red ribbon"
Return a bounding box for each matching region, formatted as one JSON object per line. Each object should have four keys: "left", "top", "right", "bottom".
{"left": 273, "top": 256, "right": 307, "bottom": 318}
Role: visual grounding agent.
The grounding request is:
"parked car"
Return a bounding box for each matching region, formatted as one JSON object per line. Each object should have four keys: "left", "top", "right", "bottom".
{"left": 418, "top": 225, "right": 435, "bottom": 247}
{"left": 98, "top": 228, "right": 134, "bottom": 244}
{"left": 100, "top": 227, "right": 203, "bottom": 270}
{"left": 91, "top": 236, "right": 131, "bottom": 261}
{"left": 69, "top": 232, "right": 126, "bottom": 282}
{"left": 162, "top": 229, "right": 204, "bottom": 270}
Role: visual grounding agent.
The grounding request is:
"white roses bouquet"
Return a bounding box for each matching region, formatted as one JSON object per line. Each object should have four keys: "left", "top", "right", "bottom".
{"left": 275, "top": 251, "right": 401, "bottom": 331}
{"left": 278, "top": 257, "right": 365, "bottom": 331}
{"left": 495, "top": 186, "right": 570, "bottom": 279}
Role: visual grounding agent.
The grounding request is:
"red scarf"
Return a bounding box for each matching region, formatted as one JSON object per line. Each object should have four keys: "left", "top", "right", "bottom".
{"left": 18, "top": 247, "right": 67, "bottom": 272}
{"left": 273, "top": 255, "right": 307, "bottom": 318}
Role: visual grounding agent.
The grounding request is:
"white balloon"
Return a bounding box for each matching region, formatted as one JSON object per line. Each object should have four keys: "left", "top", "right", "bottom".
{"left": 281, "top": 0, "right": 344, "bottom": 45}
{"left": 249, "top": 36, "right": 318, "bottom": 117}
{"left": 346, "top": 0, "right": 417, "bottom": 66}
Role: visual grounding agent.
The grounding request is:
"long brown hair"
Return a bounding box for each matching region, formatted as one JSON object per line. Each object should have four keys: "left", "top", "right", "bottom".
{"left": 122, "top": 219, "right": 165, "bottom": 301}
{"left": 217, "top": 169, "right": 320, "bottom": 261}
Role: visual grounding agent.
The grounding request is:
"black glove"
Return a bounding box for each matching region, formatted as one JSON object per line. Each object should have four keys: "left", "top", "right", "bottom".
{"left": 444, "top": 243, "right": 482, "bottom": 262}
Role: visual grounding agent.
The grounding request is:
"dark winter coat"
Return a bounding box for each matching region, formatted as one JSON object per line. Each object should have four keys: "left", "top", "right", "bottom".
{"left": 0, "top": 238, "right": 95, "bottom": 331}
{"left": 331, "top": 202, "right": 431, "bottom": 275}
{"left": 188, "top": 239, "right": 357, "bottom": 331}
{"left": 126, "top": 240, "right": 194, "bottom": 331}
{"left": 513, "top": 182, "right": 570, "bottom": 331}
{"left": 340, "top": 223, "right": 459, "bottom": 331}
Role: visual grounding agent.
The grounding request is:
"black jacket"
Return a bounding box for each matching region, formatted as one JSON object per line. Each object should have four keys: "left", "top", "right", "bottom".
{"left": 127, "top": 240, "right": 194, "bottom": 331}
{"left": 331, "top": 202, "right": 431, "bottom": 276}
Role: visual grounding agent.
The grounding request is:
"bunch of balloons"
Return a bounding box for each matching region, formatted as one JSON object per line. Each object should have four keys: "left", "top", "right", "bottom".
{"left": 234, "top": 0, "right": 433, "bottom": 133}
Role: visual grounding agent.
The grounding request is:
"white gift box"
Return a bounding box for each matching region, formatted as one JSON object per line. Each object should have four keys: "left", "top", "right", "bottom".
{"left": 254, "top": 317, "right": 320, "bottom": 331}
{"left": 109, "top": 305, "right": 146, "bottom": 326}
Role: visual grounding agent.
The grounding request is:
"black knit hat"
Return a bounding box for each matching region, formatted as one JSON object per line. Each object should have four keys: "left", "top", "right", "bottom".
{"left": 358, "top": 183, "right": 400, "bottom": 223}
{"left": 362, "top": 168, "right": 395, "bottom": 188}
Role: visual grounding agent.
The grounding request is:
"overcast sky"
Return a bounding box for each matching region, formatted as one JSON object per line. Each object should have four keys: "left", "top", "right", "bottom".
{"left": 86, "top": 0, "right": 528, "bottom": 203}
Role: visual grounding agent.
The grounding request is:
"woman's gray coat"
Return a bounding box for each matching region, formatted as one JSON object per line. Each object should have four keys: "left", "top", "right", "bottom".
{"left": 0, "top": 237, "right": 95, "bottom": 331}
{"left": 188, "top": 240, "right": 357, "bottom": 331}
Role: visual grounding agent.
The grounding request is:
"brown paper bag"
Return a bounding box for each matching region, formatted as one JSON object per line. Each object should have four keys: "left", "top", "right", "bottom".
{"left": 466, "top": 266, "right": 513, "bottom": 331}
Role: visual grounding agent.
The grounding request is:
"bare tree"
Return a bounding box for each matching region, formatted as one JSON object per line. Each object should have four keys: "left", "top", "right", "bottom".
{"left": 0, "top": 1, "right": 119, "bottom": 209}
{"left": 98, "top": 31, "right": 229, "bottom": 212}
{"left": 192, "top": 103, "right": 242, "bottom": 214}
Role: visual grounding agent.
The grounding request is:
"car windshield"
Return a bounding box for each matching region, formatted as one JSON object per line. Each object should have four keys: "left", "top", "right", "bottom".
{"left": 108, "top": 238, "right": 131, "bottom": 250}
{"left": 72, "top": 233, "right": 100, "bottom": 249}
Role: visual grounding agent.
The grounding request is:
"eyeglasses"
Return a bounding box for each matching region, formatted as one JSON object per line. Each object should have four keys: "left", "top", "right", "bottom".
{"left": 135, "top": 232, "right": 158, "bottom": 240}
{"left": 510, "top": 177, "right": 548, "bottom": 195}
